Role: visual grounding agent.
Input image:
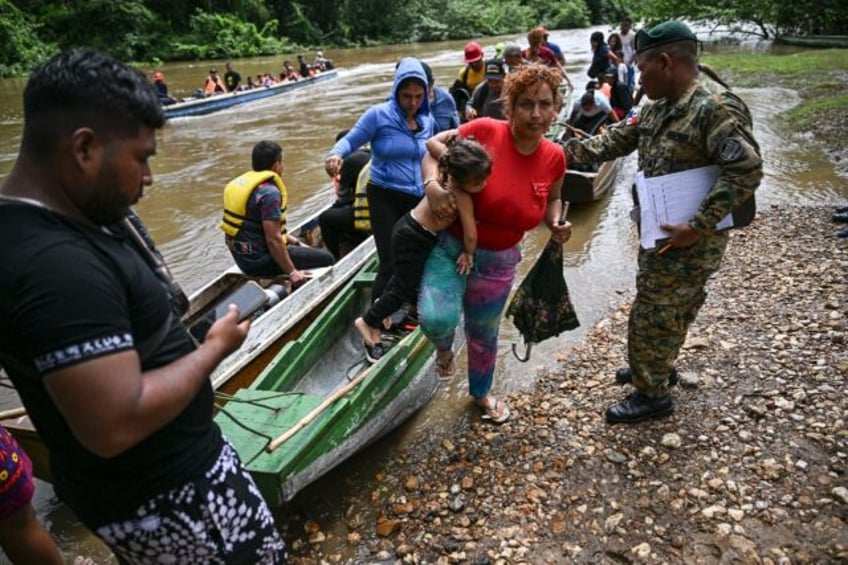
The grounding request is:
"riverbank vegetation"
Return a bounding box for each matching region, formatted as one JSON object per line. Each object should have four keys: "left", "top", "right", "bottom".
{"left": 3, "top": 0, "right": 846, "bottom": 77}
{"left": 702, "top": 50, "right": 848, "bottom": 151}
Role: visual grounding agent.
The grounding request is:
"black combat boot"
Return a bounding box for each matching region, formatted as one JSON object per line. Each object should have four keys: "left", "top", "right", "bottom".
{"left": 605, "top": 391, "right": 673, "bottom": 424}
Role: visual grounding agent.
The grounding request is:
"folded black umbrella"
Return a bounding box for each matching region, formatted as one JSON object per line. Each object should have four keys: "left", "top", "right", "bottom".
{"left": 506, "top": 239, "right": 580, "bottom": 361}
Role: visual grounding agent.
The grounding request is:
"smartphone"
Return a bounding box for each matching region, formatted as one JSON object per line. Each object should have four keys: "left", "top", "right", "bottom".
{"left": 219, "top": 281, "right": 267, "bottom": 323}
{"left": 188, "top": 282, "right": 267, "bottom": 342}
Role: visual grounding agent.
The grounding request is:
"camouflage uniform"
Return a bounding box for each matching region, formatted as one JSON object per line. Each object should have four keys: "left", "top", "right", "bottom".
{"left": 564, "top": 73, "right": 762, "bottom": 397}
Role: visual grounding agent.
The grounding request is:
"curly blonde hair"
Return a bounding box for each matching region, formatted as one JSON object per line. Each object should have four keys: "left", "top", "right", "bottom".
{"left": 501, "top": 64, "right": 564, "bottom": 119}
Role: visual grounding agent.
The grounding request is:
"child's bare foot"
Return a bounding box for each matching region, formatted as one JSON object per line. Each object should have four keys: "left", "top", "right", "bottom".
{"left": 354, "top": 317, "right": 382, "bottom": 345}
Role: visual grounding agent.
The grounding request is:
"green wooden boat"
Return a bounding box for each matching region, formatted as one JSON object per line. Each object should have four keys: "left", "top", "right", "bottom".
{"left": 214, "top": 264, "right": 438, "bottom": 506}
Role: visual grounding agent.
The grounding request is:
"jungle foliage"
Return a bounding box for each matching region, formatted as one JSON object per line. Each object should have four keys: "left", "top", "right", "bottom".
{"left": 1, "top": 0, "right": 626, "bottom": 76}
{"left": 2, "top": 0, "right": 844, "bottom": 77}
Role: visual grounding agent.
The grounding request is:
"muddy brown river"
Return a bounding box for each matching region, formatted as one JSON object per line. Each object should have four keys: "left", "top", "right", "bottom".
{"left": 0, "top": 27, "right": 845, "bottom": 562}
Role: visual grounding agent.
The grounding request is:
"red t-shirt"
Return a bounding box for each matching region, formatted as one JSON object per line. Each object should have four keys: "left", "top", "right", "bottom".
{"left": 522, "top": 46, "right": 560, "bottom": 68}
{"left": 451, "top": 118, "right": 566, "bottom": 250}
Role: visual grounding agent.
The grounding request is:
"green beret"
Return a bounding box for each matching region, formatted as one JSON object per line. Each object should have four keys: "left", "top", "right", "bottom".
{"left": 635, "top": 21, "right": 697, "bottom": 54}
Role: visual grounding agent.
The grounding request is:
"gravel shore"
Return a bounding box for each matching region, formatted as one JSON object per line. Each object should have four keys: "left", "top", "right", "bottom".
{"left": 289, "top": 205, "right": 848, "bottom": 564}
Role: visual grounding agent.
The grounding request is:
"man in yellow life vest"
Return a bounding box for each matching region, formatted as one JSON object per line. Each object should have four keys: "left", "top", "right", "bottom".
{"left": 222, "top": 141, "right": 334, "bottom": 285}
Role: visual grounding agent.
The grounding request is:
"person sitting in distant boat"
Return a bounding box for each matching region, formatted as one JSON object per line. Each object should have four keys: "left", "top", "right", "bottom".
{"left": 313, "top": 51, "right": 334, "bottom": 71}
{"left": 203, "top": 67, "right": 227, "bottom": 96}
{"left": 223, "top": 62, "right": 242, "bottom": 92}
{"left": 282, "top": 60, "right": 299, "bottom": 81}
{"left": 319, "top": 130, "right": 372, "bottom": 260}
{"left": 297, "top": 55, "right": 311, "bottom": 78}
{"left": 152, "top": 71, "right": 176, "bottom": 105}
{"left": 223, "top": 141, "right": 334, "bottom": 286}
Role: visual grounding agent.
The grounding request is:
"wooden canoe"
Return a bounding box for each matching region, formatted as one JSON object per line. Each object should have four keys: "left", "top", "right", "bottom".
{"left": 2, "top": 205, "right": 375, "bottom": 480}
{"left": 214, "top": 264, "right": 438, "bottom": 506}
{"left": 561, "top": 158, "right": 622, "bottom": 203}
{"left": 164, "top": 70, "right": 339, "bottom": 119}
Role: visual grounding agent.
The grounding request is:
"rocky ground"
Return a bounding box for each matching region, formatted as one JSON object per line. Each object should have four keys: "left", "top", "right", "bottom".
{"left": 287, "top": 205, "right": 847, "bottom": 564}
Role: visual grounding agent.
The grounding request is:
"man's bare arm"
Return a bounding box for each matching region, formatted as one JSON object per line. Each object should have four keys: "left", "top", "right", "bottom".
{"left": 44, "top": 307, "right": 248, "bottom": 458}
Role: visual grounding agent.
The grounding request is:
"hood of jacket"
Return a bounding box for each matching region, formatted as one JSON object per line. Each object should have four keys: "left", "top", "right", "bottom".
{"left": 391, "top": 57, "right": 430, "bottom": 119}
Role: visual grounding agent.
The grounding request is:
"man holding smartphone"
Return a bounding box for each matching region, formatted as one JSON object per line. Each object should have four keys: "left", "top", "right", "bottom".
{"left": 0, "top": 49, "right": 287, "bottom": 563}
{"left": 222, "top": 140, "right": 334, "bottom": 285}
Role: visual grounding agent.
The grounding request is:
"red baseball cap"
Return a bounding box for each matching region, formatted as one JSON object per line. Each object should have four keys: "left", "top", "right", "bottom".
{"left": 464, "top": 42, "right": 484, "bottom": 64}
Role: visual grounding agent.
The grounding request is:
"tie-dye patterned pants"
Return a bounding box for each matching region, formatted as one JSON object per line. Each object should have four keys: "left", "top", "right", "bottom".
{"left": 418, "top": 233, "right": 520, "bottom": 399}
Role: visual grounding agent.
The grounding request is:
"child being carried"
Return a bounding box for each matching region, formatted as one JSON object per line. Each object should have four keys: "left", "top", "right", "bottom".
{"left": 354, "top": 137, "right": 492, "bottom": 363}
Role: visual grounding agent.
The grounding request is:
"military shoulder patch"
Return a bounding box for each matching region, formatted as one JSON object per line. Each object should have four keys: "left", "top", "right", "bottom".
{"left": 719, "top": 138, "right": 744, "bottom": 162}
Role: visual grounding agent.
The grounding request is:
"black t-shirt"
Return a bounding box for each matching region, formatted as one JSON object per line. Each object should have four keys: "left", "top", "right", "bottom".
{"left": 224, "top": 70, "right": 241, "bottom": 92}
{"left": 0, "top": 204, "right": 222, "bottom": 527}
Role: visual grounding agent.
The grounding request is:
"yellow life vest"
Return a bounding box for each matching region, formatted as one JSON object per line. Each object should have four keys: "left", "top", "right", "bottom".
{"left": 353, "top": 161, "right": 371, "bottom": 232}
{"left": 221, "top": 170, "right": 287, "bottom": 238}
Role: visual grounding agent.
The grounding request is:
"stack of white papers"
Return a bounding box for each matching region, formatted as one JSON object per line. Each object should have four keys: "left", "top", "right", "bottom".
{"left": 635, "top": 165, "right": 734, "bottom": 249}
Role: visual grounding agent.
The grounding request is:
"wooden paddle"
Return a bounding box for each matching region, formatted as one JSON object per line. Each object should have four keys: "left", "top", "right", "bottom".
{"left": 0, "top": 407, "right": 27, "bottom": 421}
{"left": 265, "top": 363, "right": 374, "bottom": 453}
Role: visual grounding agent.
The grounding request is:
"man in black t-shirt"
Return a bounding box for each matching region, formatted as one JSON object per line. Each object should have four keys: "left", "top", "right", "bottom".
{"left": 0, "top": 49, "right": 287, "bottom": 564}
{"left": 223, "top": 61, "right": 242, "bottom": 92}
{"left": 297, "top": 54, "right": 310, "bottom": 78}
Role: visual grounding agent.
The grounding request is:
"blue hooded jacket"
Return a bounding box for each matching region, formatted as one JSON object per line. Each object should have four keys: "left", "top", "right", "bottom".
{"left": 329, "top": 57, "right": 433, "bottom": 197}
{"left": 430, "top": 86, "right": 460, "bottom": 133}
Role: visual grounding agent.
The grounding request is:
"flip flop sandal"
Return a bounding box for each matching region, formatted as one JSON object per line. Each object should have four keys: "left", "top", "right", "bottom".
{"left": 435, "top": 350, "right": 456, "bottom": 380}
{"left": 479, "top": 397, "right": 510, "bottom": 424}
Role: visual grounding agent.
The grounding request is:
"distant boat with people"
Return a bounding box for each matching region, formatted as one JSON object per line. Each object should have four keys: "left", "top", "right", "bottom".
{"left": 164, "top": 69, "right": 339, "bottom": 119}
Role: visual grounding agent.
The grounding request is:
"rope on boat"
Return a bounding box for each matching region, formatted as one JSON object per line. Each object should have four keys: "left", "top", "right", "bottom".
{"left": 214, "top": 405, "right": 275, "bottom": 444}
{"left": 265, "top": 363, "right": 375, "bottom": 453}
{"left": 214, "top": 391, "right": 302, "bottom": 412}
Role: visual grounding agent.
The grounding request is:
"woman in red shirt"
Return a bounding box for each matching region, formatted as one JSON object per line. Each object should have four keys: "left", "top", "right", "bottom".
{"left": 419, "top": 64, "right": 572, "bottom": 423}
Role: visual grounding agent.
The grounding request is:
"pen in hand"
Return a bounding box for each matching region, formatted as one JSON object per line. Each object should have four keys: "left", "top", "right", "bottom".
{"left": 657, "top": 242, "right": 672, "bottom": 255}
{"left": 558, "top": 201, "right": 570, "bottom": 225}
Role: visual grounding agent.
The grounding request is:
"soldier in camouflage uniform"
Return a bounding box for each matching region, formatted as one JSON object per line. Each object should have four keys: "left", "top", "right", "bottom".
{"left": 563, "top": 21, "right": 762, "bottom": 424}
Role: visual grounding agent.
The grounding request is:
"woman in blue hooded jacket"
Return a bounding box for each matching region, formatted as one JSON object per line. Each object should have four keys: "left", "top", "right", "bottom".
{"left": 325, "top": 58, "right": 434, "bottom": 300}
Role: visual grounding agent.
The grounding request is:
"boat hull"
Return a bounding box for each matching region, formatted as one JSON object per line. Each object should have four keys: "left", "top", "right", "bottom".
{"left": 563, "top": 158, "right": 621, "bottom": 203}
{"left": 215, "top": 269, "right": 438, "bottom": 506}
{"left": 164, "top": 70, "right": 339, "bottom": 119}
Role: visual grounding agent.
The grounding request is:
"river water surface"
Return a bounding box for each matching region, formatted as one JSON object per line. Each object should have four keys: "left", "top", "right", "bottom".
{"left": 0, "top": 27, "right": 845, "bottom": 562}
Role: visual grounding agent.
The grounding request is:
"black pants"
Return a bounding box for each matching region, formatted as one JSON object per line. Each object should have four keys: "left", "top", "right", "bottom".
{"left": 231, "top": 244, "right": 334, "bottom": 277}
{"left": 319, "top": 203, "right": 369, "bottom": 260}
{"left": 366, "top": 182, "right": 421, "bottom": 300}
{"left": 362, "top": 212, "right": 436, "bottom": 328}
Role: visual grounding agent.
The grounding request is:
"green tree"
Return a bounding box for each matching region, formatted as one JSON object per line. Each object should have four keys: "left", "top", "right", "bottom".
{"left": 633, "top": 0, "right": 845, "bottom": 38}
{"left": 166, "top": 9, "right": 291, "bottom": 60}
{"left": 0, "top": 0, "right": 54, "bottom": 76}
